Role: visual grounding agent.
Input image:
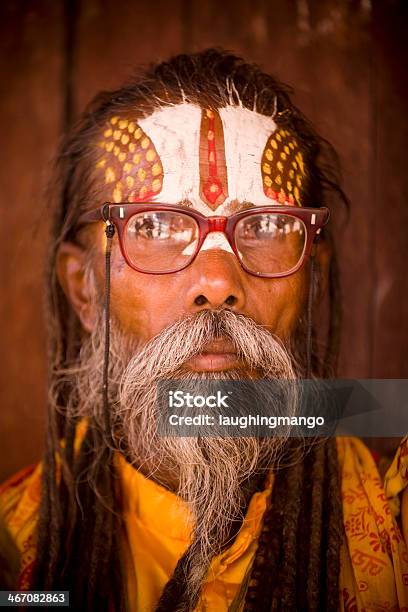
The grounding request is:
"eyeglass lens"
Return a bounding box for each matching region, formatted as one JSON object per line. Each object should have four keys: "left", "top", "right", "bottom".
{"left": 124, "top": 210, "right": 306, "bottom": 275}
{"left": 234, "top": 213, "right": 306, "bottom": 275}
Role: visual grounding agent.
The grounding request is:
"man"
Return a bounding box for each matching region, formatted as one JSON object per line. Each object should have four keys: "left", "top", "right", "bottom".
{"left": 1, "top": 49, "right": 407, "bottom": 611}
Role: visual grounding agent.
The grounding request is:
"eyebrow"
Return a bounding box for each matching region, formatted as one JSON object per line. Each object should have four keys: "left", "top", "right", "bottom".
{"left": 148, "top": 198, "right": 194, "bottom": 208}
{"left": 177, "top": 199, "right": 194, "bottom": 208}
{"left": 240, "top": 201, "right": 258, "bottom": 210}
{"left": 222, "top": 200, "right": 256, "bottom": 215}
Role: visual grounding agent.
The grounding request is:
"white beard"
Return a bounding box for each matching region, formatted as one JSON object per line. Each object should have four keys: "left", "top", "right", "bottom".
{"left": 70, "top": 308, "right": 301, "bottom": 602}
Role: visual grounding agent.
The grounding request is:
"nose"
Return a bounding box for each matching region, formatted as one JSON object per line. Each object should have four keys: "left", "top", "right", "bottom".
{"left": 184, "top": 250, "right": 246, "bottom": 311}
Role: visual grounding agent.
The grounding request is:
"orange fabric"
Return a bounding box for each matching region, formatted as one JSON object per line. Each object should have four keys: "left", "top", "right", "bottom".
{"left": 117, "top": 453, "right": 274, "bottom": 611}
{"left": 1, "top": 437, "right": 408, "bottom": 610}
{"left": 0, "top": 464, "right": 41, "bottom": 589}
{"left": 337, "top": 437, "right": 408, "bottom": 610}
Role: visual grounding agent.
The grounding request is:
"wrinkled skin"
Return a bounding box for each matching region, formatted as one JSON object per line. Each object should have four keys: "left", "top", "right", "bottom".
{"left": 57, "top": 220, "right": 329, "bottom": 366}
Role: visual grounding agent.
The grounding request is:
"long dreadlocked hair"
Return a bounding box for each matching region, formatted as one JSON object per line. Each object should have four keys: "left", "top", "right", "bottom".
{"left": 31, "top": 49, "right": 348, "bottom": 610}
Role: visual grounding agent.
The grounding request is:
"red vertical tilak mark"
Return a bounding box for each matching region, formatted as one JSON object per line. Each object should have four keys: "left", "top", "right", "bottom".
{"left": 199, "top": 108, "right": 228, "bottom": 210}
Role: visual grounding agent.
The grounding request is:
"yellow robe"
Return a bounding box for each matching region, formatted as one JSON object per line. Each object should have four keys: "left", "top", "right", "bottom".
{"left": 1, "top": 437, "right": 408, "bottom": 611}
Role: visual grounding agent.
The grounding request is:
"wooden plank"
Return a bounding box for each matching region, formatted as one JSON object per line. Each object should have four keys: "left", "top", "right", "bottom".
{"left": 186, "top": 0, "right": 376, "bottom": 377}
{"left": 0, "top": 0, "right": 64, "bottom": 480}
{"left": 74, "top": 0, "right": 184, "bottom": 115}
{"left": 371, "top": 2, "right": 408, "bottom": 377}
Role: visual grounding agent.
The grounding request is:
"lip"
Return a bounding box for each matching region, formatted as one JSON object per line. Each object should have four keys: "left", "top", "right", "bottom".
{"left": 187, "top": 353, "right": 242, "bottom": 372}
{"left": 186, "top": 339, "right": 242, "bottom": 372}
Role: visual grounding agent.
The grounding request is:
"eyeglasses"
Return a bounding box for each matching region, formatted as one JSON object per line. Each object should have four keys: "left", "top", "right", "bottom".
{"left": 77, "top": 203, "right": 330, "bottom": 278}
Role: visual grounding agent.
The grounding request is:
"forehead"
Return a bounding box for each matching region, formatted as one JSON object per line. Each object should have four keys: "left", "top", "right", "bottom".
{"left": 96, "top": 103, "right": 306, "bottom": 215}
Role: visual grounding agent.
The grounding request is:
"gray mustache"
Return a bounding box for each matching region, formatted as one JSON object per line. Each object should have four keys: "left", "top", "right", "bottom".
{"left": 118, "top": 308, "right": 295, "bottom": 385}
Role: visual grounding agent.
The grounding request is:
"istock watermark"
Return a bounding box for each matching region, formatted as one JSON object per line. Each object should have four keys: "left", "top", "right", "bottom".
{"left": 157, "top": 379, "right": 332, "bottom": 438}
{"left": 156, "top": 379, "right": 408, "bottom": 438}
{"left": 168, "top": 413, "right": 325, "bottom": 430}
{"left": 168, "top": 389, "right": 232, "bottom": 409}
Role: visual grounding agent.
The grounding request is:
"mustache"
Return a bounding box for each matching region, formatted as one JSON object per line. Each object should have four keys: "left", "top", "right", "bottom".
{"left": 117, "top": 308, "right": 296, "bottom": 383}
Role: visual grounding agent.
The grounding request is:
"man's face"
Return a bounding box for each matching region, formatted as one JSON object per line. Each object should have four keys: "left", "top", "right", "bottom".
{"left": 56, "top": 103, "right": 323, "bottom": 580}
{"left": 86, "top": 103, "right": 309, "bottom": 368}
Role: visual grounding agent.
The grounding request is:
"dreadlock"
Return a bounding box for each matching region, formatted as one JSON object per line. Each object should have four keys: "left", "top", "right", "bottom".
{"left": 155, "top": 438, "right": 343, "bottom": 612}
{"left": 31, "top": 49, "right": 348, "bottom": 610}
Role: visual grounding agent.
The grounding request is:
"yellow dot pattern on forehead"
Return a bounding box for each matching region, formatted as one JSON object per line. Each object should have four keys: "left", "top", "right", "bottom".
{"left": 105, "top": 167, "right": 115, "bottom": 183}
{"left": 261, "top": 128, "right": 307, "bottom": 206}
{"left": 96, "top": 115, "right": 164, "bottom": 202}
{"left": 152, "top": 162, "right": 161, "bottom": 176}
{"left": 146, "top": 149, "right": 156, "bottom": 162}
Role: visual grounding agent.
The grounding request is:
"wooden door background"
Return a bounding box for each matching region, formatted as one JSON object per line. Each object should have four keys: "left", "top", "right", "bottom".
{"left": 1, "top": 0, "right": 407, "bottom": 481}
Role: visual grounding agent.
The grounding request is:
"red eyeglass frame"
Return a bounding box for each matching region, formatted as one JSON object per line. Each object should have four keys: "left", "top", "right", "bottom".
{"left": 77, "top": 202, "right": 330, "bottom": 278}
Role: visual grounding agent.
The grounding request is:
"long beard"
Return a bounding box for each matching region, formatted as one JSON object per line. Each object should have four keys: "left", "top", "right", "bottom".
{"left": 70, "top": 309, "right": 303, "bottom": 602}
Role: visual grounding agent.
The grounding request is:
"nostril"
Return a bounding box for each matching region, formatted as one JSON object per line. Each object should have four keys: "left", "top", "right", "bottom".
{"left": 225, "top": 295, "right": 237, "bottom": 306}
{"left": 195, "top": 295, "right": 207, "bottom": 306}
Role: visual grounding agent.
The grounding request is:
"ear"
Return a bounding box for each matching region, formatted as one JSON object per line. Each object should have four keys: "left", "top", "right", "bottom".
{"left": 56, "top": 242, "right": 98, "bottom": 333}
{"left": 313, "top": 236, "right": 332, "bottom": 303}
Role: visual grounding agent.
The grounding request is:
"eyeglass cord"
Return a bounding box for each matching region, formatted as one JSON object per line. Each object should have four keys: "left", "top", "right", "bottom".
{"left": 103, "top": 222, "right": 115, "bottom": 437}
{"left": 306, "top": 252, "right": 316, "bottom": 379}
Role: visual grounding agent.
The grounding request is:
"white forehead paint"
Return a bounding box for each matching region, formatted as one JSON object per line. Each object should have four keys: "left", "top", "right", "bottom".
{"left": 138, "top": 103, "right": 201, "bottom": 205}
{"left": 200, "top": 232, "right": 234, "bottom": 253}
{"left": 140, "top": 103, "right": 278, "bottom": 252}
{"left": 219, "top": 106, "right": 277, "bottom": 208}
{"left": 181, "top": 232, "right": 234, "bottom": 255}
